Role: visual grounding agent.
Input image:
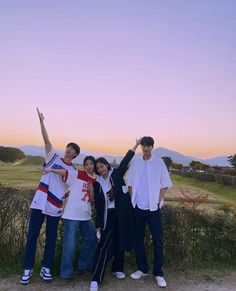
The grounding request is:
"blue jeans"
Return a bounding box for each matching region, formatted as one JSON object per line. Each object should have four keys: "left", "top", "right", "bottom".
{"left": 60, "top": 219, "right": 97, "bottom": 278}
{"left": 23, "top": 208, "right": 60, "bottom": 270}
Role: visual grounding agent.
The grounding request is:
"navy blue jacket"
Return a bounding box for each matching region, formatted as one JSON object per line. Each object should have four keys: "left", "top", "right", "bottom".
{"left": 94, "top": 149, "right": 135, "bottom": 251}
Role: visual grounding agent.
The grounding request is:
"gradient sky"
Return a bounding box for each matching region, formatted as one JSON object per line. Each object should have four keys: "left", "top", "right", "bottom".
{"left": 0, "top": 0, "right": 235, "bottom": 158}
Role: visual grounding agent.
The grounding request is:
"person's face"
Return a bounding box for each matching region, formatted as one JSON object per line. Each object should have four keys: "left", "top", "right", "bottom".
{"left": 64, "top": 146, "right": 77, "bottom": 160}
{"left": 84, "top": 159, "right": 95, "bottom": 175}
{"left": 141, "top": 144, "right": 153, "bottom": 156}
{"left": 96, "top": 162, "right": 109, "bottom": 177}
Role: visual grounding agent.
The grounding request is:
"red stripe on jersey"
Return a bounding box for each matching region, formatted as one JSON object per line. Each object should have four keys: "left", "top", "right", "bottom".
{"left": 37, "top": 186, "right": 48, "bottom": 193}
{"left": 77, "top": 170, "right": 96, "bottom": 183}
{"left": 47, "top": 196, "right": 62, "bottom": 208}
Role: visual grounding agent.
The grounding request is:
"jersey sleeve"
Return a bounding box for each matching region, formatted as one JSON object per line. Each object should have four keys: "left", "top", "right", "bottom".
{"left": 45, "top": 147, "right": 57, "bottom": 164}
{"left": 63, "top": 170, "right": 78, "bottom": 186}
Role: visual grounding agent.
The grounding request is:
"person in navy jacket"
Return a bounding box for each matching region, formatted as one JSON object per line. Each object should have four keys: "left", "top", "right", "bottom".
{"left": 89, "top": 138, "right": 141, "bottom": 291}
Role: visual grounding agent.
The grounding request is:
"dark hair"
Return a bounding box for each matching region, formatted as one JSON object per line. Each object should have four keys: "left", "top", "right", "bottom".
{"left": 83, "top": 155, "right": 96, "bottom": 167}
{"left": 95, "top": 157, "right": 111, "bottom": 175}
{"left": 66, "top": 142, "right": 80, "bottom": 157}
{"left": 140, "top": 136, "right": 154, "bottom": 146}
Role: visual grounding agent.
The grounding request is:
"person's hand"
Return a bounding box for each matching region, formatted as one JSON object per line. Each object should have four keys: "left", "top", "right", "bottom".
{"left": 96, "top": 228, "right": 102, "bottom": 241}
{"left": 62, "top": 192, "right": 70, "bottom": 200}
{"left": 135, "top": 137, "right": 142, "bottom": 146}
{"left": 132, "top": 137, "right": 142, "bottom": 151}
{"left": 87, "top": 181, "right": 94, "bottom": 193}
{"left": 37, "top": 107, "right": 44, "bottom": 123}
{"left": 38, "top": 167, "right": 51, "bottom": 175}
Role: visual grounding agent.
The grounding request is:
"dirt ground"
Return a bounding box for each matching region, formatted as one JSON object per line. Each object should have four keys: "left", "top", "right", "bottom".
{"left": 1, "top": 268, "right": 236, "bottom": 291}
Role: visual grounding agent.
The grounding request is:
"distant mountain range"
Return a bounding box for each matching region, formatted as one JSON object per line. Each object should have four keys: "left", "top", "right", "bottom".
{"left": 17, "top": 145, "right": 230, "bottom": 167}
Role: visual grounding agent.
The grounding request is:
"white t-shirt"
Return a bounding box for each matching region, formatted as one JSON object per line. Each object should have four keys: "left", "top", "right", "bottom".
{"left": 62, "top": 170, "right": 96, "bottom": 220}
{"left": 136, "top": 162, "right": 150, "bottom": 210}
{"left": 30, "top": 147, "right": 76, "bottom": 217}
{"left": 104, "top": 178, "right": 115, "bottom": 209}
{"left": 126, "top": 155, "right": 173, "bottom": 211}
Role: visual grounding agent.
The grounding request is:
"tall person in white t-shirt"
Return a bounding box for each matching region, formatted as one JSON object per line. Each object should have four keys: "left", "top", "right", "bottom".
{"left": 127, "top": 136, "right": 173, "bottom": 288}
{"left": 20, "top": 108, "right": 80, "bottom": 285}
{"left": 41, "top": 156, "right": 97, "bottom": 279}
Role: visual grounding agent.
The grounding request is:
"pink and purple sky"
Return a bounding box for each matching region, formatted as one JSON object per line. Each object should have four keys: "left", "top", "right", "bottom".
{"left": 0, "top": 0, "right": 235, "bottom": 158}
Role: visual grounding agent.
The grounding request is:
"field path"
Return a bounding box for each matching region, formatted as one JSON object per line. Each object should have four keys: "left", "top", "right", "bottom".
{"left": 1, "top": 269, "right": 235, "bottom": 291}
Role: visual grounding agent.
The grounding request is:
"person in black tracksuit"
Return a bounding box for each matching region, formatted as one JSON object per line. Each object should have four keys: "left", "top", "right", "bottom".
{"left": 89, "top": 139, "right": 141, "bottom": 291}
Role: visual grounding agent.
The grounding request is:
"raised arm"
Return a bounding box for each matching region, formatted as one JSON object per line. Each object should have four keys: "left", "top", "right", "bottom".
{"left": 40, "top": 168, "right": 67, "bottom": 176}
{"left": 117, "top": 137, "right": 142, "bottom": 177}
{"left": 37, "top": 107, "right": 52, "bottom": 154}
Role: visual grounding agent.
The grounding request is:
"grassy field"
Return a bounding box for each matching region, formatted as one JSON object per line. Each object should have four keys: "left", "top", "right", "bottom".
{"left": 0, "top": 162, "right": 236, "bottom": 209}
{"left": 0, "top": 163, "right": 41, "bottom": 188}
{"left": 171, "top": 173, "right": 236, "bottom": 206}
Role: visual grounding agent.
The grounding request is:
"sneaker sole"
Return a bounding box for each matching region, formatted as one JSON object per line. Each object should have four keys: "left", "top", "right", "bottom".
{"left": 20, "top": 280, "right": 30, "bottom": 285}
{"left": 112, "top": 273, "right": 126, "bottom": 279}
{"left": 130, "top": 274, "right": 148, "bottom": 280}
{"left": 40, "top": 274, "right": 53, "bottom": 281}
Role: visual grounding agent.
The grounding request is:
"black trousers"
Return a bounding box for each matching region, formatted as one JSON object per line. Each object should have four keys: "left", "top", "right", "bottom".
{"left": 134, "top": 206, "right": 164, "bottom": 277}
{"left": 91, "top": 209, "right": 124, "bottom": 284}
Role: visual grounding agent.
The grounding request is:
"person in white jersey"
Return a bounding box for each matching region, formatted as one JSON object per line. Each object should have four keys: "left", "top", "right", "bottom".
{"left": 127, "top": 136, "right": 173, "bottom": 288}
{"left": 20, "top": 108, "right": 80, "bottom": 285}
{"left": 41, "top": 156, "right": 97, "bottom": 279}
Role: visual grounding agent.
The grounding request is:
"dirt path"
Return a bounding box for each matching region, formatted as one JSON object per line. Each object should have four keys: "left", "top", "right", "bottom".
{"left": 1, "top": 269, "right": 236, "bottom": 291}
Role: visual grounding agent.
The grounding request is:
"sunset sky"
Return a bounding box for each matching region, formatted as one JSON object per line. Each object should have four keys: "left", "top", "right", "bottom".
{"left": 0, "top": 0, "right": 235, "bottom": 158}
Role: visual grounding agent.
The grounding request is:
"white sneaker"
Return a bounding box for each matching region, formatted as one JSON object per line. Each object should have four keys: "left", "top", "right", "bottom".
{"left": 112, "top": 271, "right": 126, "bottom": 279}
{"left": 90, "top": 281, "right": 99, "bottom": 291}
{"left": 20, "top": 269, "right": 33, "bottom": 285}
{"left": 130, "top": 270, "right": 148, "bottom": 280}
{"left": 40, "top": 267, "right": 53, "bottom": 281}
{"left": 155, "top": 276, "right": 167, "bottom": 287}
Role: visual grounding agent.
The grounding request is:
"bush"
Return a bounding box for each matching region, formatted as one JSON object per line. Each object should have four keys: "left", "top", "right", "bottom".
{"left": 161, "top": 205, "right": 236, "bottom": 267}
{"left": 179, "top": 171, "right": 236, "bottom": 187}
{"left": 0, "top": 187, "right": 34, "bottom": 264}
{"left": 0, "top": 146, "right": 25, "bottom": 163}
{"left": 0, "top": 186, "right": 235, "bottom": 274}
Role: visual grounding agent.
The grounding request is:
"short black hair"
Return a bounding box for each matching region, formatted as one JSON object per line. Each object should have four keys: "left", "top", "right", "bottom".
{"left": 83, "top": 155, "right": 96, "bottom": 167}
{"left": 95, "top": 157, "right": 111, "bottom": 175}
{"left": 66, "top": 142, "right": 80, "bottom": 157}
{"left": 140, "top": 136, "right": 154, "bottom": 146}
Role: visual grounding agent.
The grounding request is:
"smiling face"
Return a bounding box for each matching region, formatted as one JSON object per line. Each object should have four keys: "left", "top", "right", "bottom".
{"left": 84, "top": 159, "right": 95, "bottom": 175}
{"left": 96, "top": 162, "right": 109, "bottom": 177}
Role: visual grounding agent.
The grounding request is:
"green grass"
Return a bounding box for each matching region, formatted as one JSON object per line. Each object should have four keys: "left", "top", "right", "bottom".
{"left": 1, "top": 163, "right": 235, "bottom": 207}
{"left": 0, "top": 162, "right": 82, "bottom": 189}
{"left": 0, "top": 163, "right": 41, "bottom": 188}
{"left": 171, "top": 173, "right": 236, "bottom": 206}
{"left": 14, "top": 156, "right": 44, "bottom": 165}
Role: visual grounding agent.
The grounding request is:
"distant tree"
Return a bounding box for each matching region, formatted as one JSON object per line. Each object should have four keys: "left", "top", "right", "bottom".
{"left": 0, "top": 146, "right": 25, "bottom": 163}
{"left": 162, "top": 156, "right": 173, "bottom": 170}
{"left": 112, "top": 158, "right": 117, "bottom": 166}
{"left": 189, "top": 160, "right": 209, "bottom": 171}
{"left": 228, "top": 154, "right": 236, "bottom": 169}
{"left": 201, "top": 163, "right": 210, "bottom": 171}
{"left": 190, "top": 160, "right": 201, "bottom": 169}
{"left": 172, "top": 163, "right": 183, "bottom": 170}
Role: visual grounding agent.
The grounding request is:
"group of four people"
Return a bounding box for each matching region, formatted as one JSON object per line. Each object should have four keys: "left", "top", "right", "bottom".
{"left": 20, "top": 108, "right": 172, "bottom": 290}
